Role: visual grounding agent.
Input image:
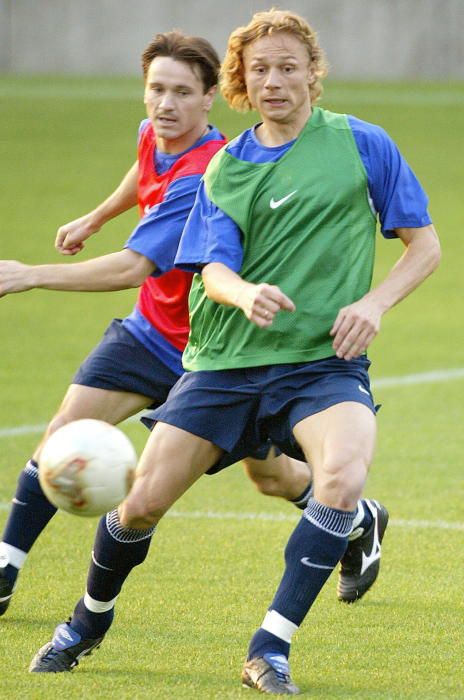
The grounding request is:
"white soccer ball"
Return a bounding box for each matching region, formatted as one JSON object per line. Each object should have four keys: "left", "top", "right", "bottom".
{"left": 38, "top": 419, "right": 137, "bottom": 517}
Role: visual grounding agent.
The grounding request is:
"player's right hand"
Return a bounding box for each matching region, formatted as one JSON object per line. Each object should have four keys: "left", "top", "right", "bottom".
{"left": 0, "top": 260, "right": 32, "bottom": 297}
{"left": 239, "top": 283, "right": 296, "bottom": 328}
{"left": 55, "top": 214, "right": 101, "bottom": 256}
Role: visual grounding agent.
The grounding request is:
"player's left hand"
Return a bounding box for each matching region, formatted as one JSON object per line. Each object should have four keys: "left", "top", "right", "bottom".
{"left": 330, "top": 297, "right": 383, "bottom": 360}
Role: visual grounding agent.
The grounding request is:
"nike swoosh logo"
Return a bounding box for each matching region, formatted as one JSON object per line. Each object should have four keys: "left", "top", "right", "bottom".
{"left": 360, "top": 512, "right": 381, "bottom": 575}
{"left": 12, "top": 498, "right": 27, "bottom": 506}
{"left": 358, "top": 384, "right": 370, "bottom": 396}
{"left": 300, "top": 557, "right": 333, "bottom": 570}
{"left": 270, "top": 190, "right": 297, "bottom": 209}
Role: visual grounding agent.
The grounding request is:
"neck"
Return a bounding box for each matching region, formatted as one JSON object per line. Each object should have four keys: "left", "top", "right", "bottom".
{"left": 156, "top": 120, "right": 209, "bottom": 155}
{"left": 256, "top": 106, "right": 312, "bottom": 147}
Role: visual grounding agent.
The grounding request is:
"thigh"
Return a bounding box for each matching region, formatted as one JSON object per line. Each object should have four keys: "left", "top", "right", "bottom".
{"left": 57, "top": 384, "right": 153, "bottom": 424}
{"left": 34, "top": 384, "right": 153, "bottom": 459}
{"left": 121, "top": 422, "right": 223, "bottom": 524}
{"left": 293, "top": 401, "right": 377, "bottom": 507}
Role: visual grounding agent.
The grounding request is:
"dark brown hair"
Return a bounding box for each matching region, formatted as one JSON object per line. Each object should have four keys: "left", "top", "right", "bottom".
{"left": 142, "top": 31, "right": 220, "bottom": 93}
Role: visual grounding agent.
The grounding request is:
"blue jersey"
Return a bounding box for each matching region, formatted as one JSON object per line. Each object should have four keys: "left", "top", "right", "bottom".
{"left": 176, "top": 114, "right": 431, "bottom": 273}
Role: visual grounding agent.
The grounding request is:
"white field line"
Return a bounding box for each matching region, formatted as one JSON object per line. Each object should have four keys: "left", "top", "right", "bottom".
{"left": 0, "top": 367, "right": 463, "bottom": 440}
{"left": 168, "top": 510, "right": 464, "bottom": 532}
{"left": 0, "top": 502, "right": 462, "bottom": 532}
{"left": 372, "top": 367, "right": 464, "bottom": 388}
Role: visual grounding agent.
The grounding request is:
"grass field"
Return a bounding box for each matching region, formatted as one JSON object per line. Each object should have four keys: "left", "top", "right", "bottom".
{"left": 0, "top": 77, "right": 463, "bottom": 699}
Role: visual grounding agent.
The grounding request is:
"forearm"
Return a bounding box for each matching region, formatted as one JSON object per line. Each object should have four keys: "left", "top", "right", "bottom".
{"left": 202, "top": 262, "right": 295, "bottom": 327}
{"left": 0, "top": 250, "right": 154, "bottom": 296}
{"left": 202, "top": 262, "right": 253, "bottom": 307}
{"left": 365, "top": 224, "right": 441, "bottom": 313}
{"left": 87, "top": 161, "right": 139, "bottom": 229}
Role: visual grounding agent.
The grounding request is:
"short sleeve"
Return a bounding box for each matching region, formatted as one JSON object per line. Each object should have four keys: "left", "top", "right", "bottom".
{"left": 175, "top": 180, "right": 244, "bottom": 273}
{"left": 125, "top": 174, "right": 201, "bottom": 275}
{"left": 349, "top": 116, "right": 432, "bottom": 238}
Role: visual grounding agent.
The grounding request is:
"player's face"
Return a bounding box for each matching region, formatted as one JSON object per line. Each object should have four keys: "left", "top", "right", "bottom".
{"left": 144, "top": 56, "right": 216, "bottom": 153}
{"left": 243, "top": 32, "right": 313, "bottom": 134}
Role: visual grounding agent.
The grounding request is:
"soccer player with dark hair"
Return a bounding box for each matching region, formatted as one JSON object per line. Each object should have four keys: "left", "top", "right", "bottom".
{"left": 27, "top": 9, "right": 438, "bottom": 693}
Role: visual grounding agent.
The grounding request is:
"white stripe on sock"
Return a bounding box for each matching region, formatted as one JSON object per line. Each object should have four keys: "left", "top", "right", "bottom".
{"left": 84, "top": 592, "right": 118, "bottom": 613}
{"left": 261, "top": 609, "right": 298, "bottom": 644}
{"left": 0, "top": 542, "right": 27, "bottom": 569}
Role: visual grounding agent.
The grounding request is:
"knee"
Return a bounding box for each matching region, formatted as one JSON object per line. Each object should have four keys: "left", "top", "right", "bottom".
{"left": 45, "top": 412, "right": 70, "bottom": 439}
{"left": 250, "top": 473, "right": 285, "bottom": 498}
{"left": 35, "top": 413, "right": 72, "bottom": 461}
{"left": 118, "top": 478, "right": 170, "bottom": 529}
{"left": 317, "top": 456, "right": 369, "bottom": 509}
{"left": 119, "top": 499, "right": 166, "bottom": 529}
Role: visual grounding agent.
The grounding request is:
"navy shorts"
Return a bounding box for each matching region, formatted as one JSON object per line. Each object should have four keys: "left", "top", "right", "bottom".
{"left": 148, "top": 356, "right": 376, "bottom": 473}
{"left": 73, "top": 319, "right": 180, "bottom": 410}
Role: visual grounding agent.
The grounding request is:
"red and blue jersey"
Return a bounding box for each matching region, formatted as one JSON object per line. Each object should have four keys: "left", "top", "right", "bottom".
{"left": 121, "top": 119, "right": 226, "bottom": 374}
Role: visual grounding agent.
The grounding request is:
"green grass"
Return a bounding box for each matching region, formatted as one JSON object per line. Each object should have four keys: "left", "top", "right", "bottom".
{"left": 1, "top": 77, "right": 463, "bottom": 698}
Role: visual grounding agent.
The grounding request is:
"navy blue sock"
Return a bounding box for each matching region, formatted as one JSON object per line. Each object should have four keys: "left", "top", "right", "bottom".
{"left": 248, "top": 498, "right": 355, "bottom": 660}
{"left": 290, "top": 483, "right": 313, "bottom": 510}
{"left": 0, "top": 461, "right": 57, "bottom": 585}
{"left": 71, "top": 597, "right": 115, "bottom": 639}
{"left": 70, "top": 510, "right": 154, "bottom": 639}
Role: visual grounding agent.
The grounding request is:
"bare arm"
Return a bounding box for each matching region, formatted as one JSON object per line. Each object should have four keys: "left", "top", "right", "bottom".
{"left": 55, "top": 161, "right": 139, "bottom": 256}
{"left": 331, "top": 224, "right": 441, "bottom": 360}
{"left": 0, "top": 248, "right": 155, "bottom": 297}
{"left": 202, "top": 262, "right": 295, "bottom": 328}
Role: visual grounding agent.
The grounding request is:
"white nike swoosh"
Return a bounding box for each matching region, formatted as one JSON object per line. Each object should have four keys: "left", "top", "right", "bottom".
{"left": 12, "top": 498, "right": 27, "bottom": 506}
{"left": 360, "top": 512, "right": 381, "bottom": 575}
{"left": 358, "top": 384, "right": 370, "bottom": 396}
{"left": 270, "top": 190, "right": 297, "bottom": 209}
{"left": 300, "top": 557, "right": 333, "bottom": 570}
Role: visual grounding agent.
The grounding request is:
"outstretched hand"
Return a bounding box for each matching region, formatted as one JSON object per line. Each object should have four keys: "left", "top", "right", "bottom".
{"left": 237, "top": 282, "right": 296, "bottom": 327}
{"left": 0, "top": 260, "right": 32, "bottom": 297}
{"left": 55, "top": 214, "right": 101, "bottom": 256}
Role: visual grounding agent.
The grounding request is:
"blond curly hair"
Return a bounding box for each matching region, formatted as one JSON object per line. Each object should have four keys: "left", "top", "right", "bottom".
{"left": 221, "top": 9, "right": 328, "bottom": 111}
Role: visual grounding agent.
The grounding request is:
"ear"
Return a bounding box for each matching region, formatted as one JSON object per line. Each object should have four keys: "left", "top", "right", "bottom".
{"left": 307, "top": 65, "right": 316, "bottom": 86}
{"left": 203, "top": 85, "right": 217, "bottom": 112}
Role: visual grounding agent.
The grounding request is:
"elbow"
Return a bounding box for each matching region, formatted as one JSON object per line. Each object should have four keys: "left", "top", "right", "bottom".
{"left": 428, "top": 236, "right": 442, "bottom": 274}
{"left": 126, "top": 256, "right": 156, "bottom": 288}
{"left": 126, "top": 270, "right": 147, "bottom": 288}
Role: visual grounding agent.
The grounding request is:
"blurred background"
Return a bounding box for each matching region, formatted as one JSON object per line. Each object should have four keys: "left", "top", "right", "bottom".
{"left": 1, "top": 0, "right": 463, "bottom": 79}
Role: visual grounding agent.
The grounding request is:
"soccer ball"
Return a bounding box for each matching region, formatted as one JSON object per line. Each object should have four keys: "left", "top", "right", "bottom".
{"left": 38, "top": 419, "right": 137, "bottom": 517}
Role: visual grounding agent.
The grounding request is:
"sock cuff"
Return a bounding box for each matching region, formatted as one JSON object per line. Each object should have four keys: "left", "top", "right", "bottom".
{"left": 0, "top": 541, "right": 27, "bottom": 569}
{"left": 290, "top": 483, "right": 314, "bottom": 507}
{"left": 303, "top": 498, "right": 355, "bottom": 538}
{"left": 106, "top": 510, "right": 155, "bottom": 543}
{"left": 261, "top": 609, "right": 298, "bottom": 643}
{"left": 24, "top": 459, "right": 39, "bottom": 479}
{"left": 84, "top": 592, "right": 118, "bottom": 613}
